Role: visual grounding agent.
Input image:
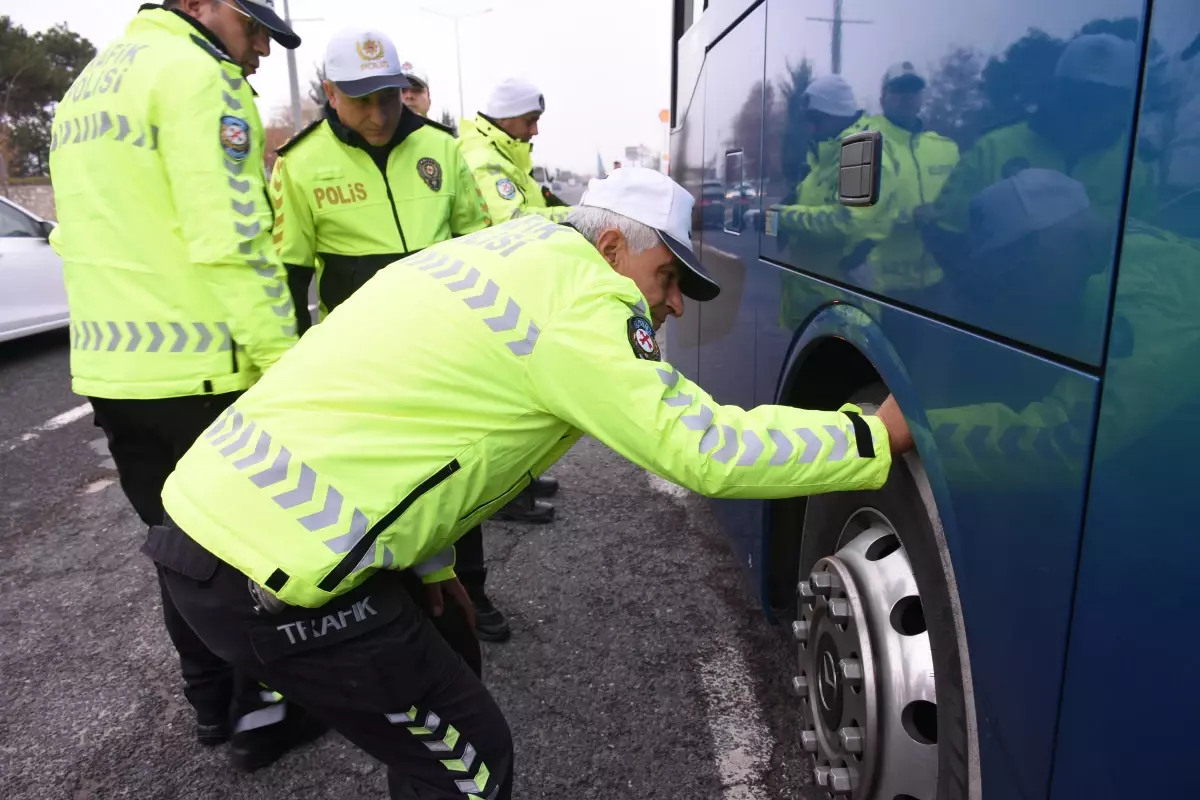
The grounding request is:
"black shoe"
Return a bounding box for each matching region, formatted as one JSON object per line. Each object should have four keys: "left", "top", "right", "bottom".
{"left": 472, "top": 594, "right": 512, "bottom": 643}
{"left": 195, "top": 712, "right": 229, "bottom": 747}
{"left": 530, "top": 475, "right": 559, "bottom": 498}
{"left": 230, "top": 705, "right": 327, "bottom": 772}
{"left": 494, "top": 491, "right": 556, "bottom": 524}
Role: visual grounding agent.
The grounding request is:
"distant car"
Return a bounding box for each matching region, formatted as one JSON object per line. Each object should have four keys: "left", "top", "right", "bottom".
{"left": 700, "top": 180, "right": 725, "bottom": 229}
{"left": 0, "top": 195, "right": 69, "bottom": 344}
{"left": 567, "top": 177, "right": 578, "bottom": 187}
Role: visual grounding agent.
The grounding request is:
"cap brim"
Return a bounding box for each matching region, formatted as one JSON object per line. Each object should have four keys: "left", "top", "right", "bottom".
{"left": 233, "top": 0, "right": 302, "bottom": 49}
{"left": 334, "top": 73, "right": 411, "bottom": 98}
{"left": 659, "top": 231, "right": 720, "bottom": 301}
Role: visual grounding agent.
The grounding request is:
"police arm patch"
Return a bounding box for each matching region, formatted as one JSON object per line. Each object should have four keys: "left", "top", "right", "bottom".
{"left": 627, "top": 316, "right": 661, "bottom": 361}
{"left": 221, "top": 115, "right": 251, "bottom": 161}
{"left": 496, "top": 177, "right": 517, "bottom": 200}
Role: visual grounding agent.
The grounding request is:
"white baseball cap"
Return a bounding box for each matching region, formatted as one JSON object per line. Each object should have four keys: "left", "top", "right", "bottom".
{"left": 485, "top": 78, "right": 545, "bottom": 119}
{"left": 230, "top": 0, "right": 300, "bottom": 49}
{"left": 803, "top": 75, "right": 858, "bottom": 117}
{"left": 400, "top": 60, "right": 429, "bottom": 89}
{"left": 968, "top": 169, "right": 1091, "bottom": 256}
{"left": 324, "top": 28, "right": 410, "bottom": 98}
{"left": 580, "top": 167, "right": 720, "bottom": 301}
{"left": 1054, "top": 33, "right": 1138, "bottom": 89}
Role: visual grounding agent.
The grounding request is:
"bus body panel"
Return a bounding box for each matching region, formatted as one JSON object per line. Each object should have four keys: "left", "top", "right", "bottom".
{"left": 1052, "top": 0, "right": 1200, "bottom": 796}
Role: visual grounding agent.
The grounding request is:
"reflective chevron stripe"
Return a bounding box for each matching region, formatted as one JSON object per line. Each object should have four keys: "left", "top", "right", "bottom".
{"left": 404, "top": 251, "right": 541, "bottom": 357}
{"left": 49, "top": 110, "right": 158, "bottom": 153}
{"left": 653, "top": 365, "right": 865, "bottom": 466}
{"left": 69, "top": 320, "right": 232, "bottom": 353}
{"left": 385, "top": 706, "right": 496, "bottom": 799}
{"left": 219, "top": 83, "right": 295, "bottom": 338}
{"left": 200, "top": 409, "right": 380, "bottom": 572}
{"left": 934, "top": 419, "right": 1085, "bottom": 463}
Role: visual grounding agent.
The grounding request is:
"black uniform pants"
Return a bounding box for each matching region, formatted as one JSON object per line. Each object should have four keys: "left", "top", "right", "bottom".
{"left": 155, "top": 523, "right": 510, "bottom": 800}
{"left": 89, "top": 392, "right": 242, "bottom": 716}
{"left": 456, "top": 525, "right": 487, "bottom": 598}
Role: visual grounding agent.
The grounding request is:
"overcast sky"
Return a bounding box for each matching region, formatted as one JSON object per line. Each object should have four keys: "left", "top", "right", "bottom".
{"left": 10, "top": 0, "right": 672, "bottom": 174}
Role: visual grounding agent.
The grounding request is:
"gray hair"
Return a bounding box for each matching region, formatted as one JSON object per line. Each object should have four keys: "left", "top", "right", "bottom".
{"left": 564, "top": 206, "right": 662, "bottom": 254}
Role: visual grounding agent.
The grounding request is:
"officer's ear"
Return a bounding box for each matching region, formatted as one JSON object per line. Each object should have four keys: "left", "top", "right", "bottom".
{"left": 595, "top": 228, "right": 626, "bottom": 269}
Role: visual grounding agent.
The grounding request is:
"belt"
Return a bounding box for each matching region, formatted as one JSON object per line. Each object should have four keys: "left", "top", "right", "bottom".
{"left": 144, "top": 516, "right": 409, "bottom": 663}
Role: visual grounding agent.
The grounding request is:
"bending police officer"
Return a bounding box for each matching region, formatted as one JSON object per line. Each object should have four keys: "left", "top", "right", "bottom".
{"left": 48, "top": 0, "right": 321, "bottom": 768}
{"left": 152, "top": 167, "right": 914, "bottom": 799}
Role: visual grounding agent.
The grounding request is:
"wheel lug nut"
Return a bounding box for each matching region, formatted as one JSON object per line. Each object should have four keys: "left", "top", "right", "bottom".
{"left": 797, "top": 582, "right": 817, "bottom": 606}
{"left": 830, "top": 767, "right": 856, "bottom": 793}
{"left": 800, "top": 729, "right": 819, "bottom": 752}
{"left": 814, "top": 765, "right": 832, "bottom": 787}
{"left": 810, "top": 571, "right": 841, "bottom": 596}
{"left": 791, "top": 675, "right": 809, "bottom": 698}
{"left": 839, "top": 726, "right": 863, "bottom": 753}
{"left": 840, "top": 658, "right": 863, "bottom": 686}
{"left": 791, "top": 620, "right": 809, "bottom": 641}
{"left": 828, "top": 598, "right": 852, "bottom": 623}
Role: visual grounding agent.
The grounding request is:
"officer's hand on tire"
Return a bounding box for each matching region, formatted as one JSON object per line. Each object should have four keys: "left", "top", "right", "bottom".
{"left": 425, "top": 577, "right": 477, "bottom": 633}
{"left": 876, "top": 394, "right": 914, "bottom": 455}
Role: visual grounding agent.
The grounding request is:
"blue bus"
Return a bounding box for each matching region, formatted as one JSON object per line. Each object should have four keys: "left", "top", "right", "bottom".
{"left": 668, "top": 1, "right": 1200, "bottom": 798}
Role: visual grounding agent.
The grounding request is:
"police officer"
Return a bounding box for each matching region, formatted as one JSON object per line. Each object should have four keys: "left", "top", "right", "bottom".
{"left": 459, "top": 77, "right": 571, "bottom": 224}
{"left": 271, "top": 28, "right": 515, "bottom": 646}
{"left": 48, "top": 0, "right": 321, "bottom": 769}
{"left": 273, "top": 28, "right": 491, "bottom": 334}
{"left": 399, "top": 60, "right": 432, "bottom": 118}
{"left": 458, "top": 77, "right": 565, "bottom": 527}
{"left": 151, "top": 167, "right": 913, "bottom": 799}
{"left": 853, "top": 62, "right": 959, "bottom": 298}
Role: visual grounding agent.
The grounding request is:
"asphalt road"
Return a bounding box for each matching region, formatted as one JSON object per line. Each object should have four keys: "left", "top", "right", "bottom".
{"left": 0, "top": 329, "right": 815, "bottom": 800}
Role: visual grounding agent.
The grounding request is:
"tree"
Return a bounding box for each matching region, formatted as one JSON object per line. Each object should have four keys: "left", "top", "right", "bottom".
{"left": 0, "top": 16, "right": 96, "bottom": 177}
{"left": 438, "top": 109, "right": 457, "bottom": 135}
{"left": 773, "top": 57, "right": 814, "bottom": 189}
{"left": 922, "top": 47, "right": 985, "bottom": 147}
{"left": 308, "top": 64, "right": 327, "bottom": 108}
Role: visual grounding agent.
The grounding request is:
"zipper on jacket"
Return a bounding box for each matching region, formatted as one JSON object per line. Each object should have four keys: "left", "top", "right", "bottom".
{"left": 910, "top": 136, "right": 926, "bottom": 204}
{"left": 230, "top": 338, "right": 239, "bottom": 374}
{"left": 318, "top": 459, "right": 460, "bottom": 592}
{"left": 373, "top": 160, "right": 410, "bottom": 254}
{"left": 459, "top": 471, "right": 531, "bottom": 521}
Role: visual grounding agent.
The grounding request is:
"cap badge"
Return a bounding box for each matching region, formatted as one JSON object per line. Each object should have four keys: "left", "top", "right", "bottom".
{"left": 356, "top": 39, "right": 385, "bottom": 62}
{"left": 418, "top": 157, "right": 443, "bottom": 193}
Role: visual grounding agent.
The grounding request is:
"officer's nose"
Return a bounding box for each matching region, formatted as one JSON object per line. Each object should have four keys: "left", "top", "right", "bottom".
{"left": 529, "top": 120, "right": 539, "bottom": 137}
{"left": 666, "top": 283, "right": 685, "bottom": 319}
{"left": 254, "top": 29, "right": 271, "bottom": 58}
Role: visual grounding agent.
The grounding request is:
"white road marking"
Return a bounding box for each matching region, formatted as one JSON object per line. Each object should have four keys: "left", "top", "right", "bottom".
{"left": 0, "top": 402, "right": 92, "bottom": 455}
{"left": 698, "top": 643, "right": 772, "bottom": 799}
{"left": 82, "top": 479, "right": 115, "bottom": 495}
{"left": 645, "top": 472, "right": 688, "bottom": 500}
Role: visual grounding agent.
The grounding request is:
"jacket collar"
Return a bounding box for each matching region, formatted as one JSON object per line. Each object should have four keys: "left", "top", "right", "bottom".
{"left": 467, "top": 113, "right": 533, "bottom": 172}
{"left": 324, "top": 103, "right": 427, "bottom": 154}
{"left": 136, "top": 4, "right": 233, "bottom": 58}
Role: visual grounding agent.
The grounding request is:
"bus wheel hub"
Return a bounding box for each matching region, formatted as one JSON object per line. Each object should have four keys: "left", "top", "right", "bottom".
{"left": 792, "top": 511, "right": 939, "bottom": 799}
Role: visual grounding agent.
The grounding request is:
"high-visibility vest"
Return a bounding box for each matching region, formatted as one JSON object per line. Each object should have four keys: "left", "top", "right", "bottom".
{"left": 163, "top": 215, "right": 891, "bottom": 608}
{"left": 458, "top": 114, "right": 570, "bottom": 223}
{"left": 49, "top": 7, "right": 296, "bottom": 400}
{"left": 271, "top": 109, "right": 492, "bottom": 314}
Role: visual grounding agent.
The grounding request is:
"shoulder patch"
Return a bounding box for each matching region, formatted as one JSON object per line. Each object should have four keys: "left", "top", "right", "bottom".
{"left": 276, "top": 117, "right": 326, "bottom": 156}
{"left": 220, "top": 115, "right": 251, "bottom": 161}
{"left": 190, "top": 33, "right": 235, "bottom": 65}
{"left": 496, "top": 178, "right": 517, "bottom": 200}
{"left": 627, "top": 316, "right": 661, "bottom": 361}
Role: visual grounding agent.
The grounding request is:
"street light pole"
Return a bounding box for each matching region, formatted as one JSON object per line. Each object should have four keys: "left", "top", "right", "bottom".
{"left": 422, "top": 6, "right": 493, "bottom": 122}
{"left": 284, "top": 0, "right": 303, "bottom": 133}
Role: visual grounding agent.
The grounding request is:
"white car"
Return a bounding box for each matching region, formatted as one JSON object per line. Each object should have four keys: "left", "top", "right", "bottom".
{"left": 0, "top": 195, "right": 69, "bottom": 343}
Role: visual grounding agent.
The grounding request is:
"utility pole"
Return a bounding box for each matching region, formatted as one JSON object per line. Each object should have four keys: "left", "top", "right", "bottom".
{"left": 422, "top": 5, "right": 493, "bottom": 122}
{"left": 282, "top": 0, "right": 324, "bottom": 133}
{"left": 806, "top": 0, "right": 872, "bottom": 75}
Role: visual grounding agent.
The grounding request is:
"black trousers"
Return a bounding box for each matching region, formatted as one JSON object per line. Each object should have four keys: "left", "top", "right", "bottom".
{"left": 456, "top": 525, "right": 487, "bottom": 597}
{"left": 89, "top": 392, "right": 242, "bottom": 716}
{"left": 155, "top": 524, "right": 510, "bottom": 800}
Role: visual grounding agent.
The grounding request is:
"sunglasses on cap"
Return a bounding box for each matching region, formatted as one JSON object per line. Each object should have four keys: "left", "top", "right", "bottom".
{"left": 217, "top": 0, "right": 267, "bottom": 37}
